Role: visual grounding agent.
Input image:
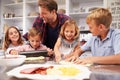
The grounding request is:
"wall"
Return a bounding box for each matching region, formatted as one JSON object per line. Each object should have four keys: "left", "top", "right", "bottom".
{"left": 107, "top": 0, "right": 120, "bottom": 29}
{"left": 0, "top": 0, "right": 1, "bottom": 39}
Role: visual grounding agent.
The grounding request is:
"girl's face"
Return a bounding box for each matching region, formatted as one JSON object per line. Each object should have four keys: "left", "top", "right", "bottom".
{"left": 29, "top": 35, "right": 41, "bottom": 49}
{"left": 64, "top": 25, "right": 76, "bottom": 41}
{"left": 8, "top": 28, "right": 19, "bottom": 43}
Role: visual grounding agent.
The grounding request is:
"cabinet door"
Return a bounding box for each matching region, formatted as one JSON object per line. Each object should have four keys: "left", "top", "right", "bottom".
{"left": 1, "top": 0, "right": 23, "bottom": 34}
{"left": 66, "top": 0, "right": 105, "bottom": 42}
{"left": 56, "top": 0, "right": 66, "bottom": 13}
{"left": 24, "top": 0, "right": 38, "bottom": 34}
{"left": 106, "top": 0, "right": 120, "bottom": 29}
{"left": 66, "top": 0, "right": 105, "bottom": 31}
{"left": 0, "top": 0, "right": 1, "bottom": 39}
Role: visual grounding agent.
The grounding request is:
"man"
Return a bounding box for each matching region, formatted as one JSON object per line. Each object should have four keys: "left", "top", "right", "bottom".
{"left": 23, "top": 0, "right": 70, "bottom": 49}
{"left": 67, "top": 8, "right": 120, "bottom": 65}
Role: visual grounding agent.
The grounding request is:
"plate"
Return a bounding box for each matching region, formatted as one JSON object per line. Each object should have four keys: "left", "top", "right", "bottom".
{"left": 7, "top": 64, "right": 91, "bottom": 80}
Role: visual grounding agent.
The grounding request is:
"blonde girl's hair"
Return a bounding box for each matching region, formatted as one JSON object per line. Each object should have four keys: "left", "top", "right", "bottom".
{"left": 86, "top": 8, "right": 112, "bottom": 28}
{"left": 60, "top": 19, "right": 80, "bottom": 39}
{"left": 2, "top": 26, "right": 23, "bottom": 51}
{"left": 28, "top": 27, "right": 41, "bottom": 39}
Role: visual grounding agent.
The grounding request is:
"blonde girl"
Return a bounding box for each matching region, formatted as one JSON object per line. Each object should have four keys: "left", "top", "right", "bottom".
{"left": 54, "top": 19, "right": 80, "bottom": 62}
{"left": 2, "top": 26, "right": 24, "bottom": 51}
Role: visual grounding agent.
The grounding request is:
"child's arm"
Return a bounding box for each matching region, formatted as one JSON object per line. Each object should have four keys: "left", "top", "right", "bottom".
{"left": 54, "top": 37, "right": 62, "bottom": 62}
{"left": 40, "top": 44, "right": 53, "bottom": 56}
{"left": 64, "top": 41, "right": 80, "bottom": 59}
{"left": 6, "top": 45, "right": 26, "bottom": 54}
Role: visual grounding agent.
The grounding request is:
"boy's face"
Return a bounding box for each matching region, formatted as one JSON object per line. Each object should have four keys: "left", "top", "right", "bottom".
{"left": 29, "top": 35, "right": 41, "bottom": 49}
{"left": 88, "top": 20, "right": 100, "bottom": 36}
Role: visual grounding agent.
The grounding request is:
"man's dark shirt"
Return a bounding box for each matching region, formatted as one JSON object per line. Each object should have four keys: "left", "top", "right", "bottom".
{"left": 23, "top": 13, "right": 70, "bottom": 49}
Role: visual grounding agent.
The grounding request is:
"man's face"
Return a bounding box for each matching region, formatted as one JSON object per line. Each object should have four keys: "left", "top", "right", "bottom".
{"left": 39, "top": 7, "right": 55, "bottom": 23}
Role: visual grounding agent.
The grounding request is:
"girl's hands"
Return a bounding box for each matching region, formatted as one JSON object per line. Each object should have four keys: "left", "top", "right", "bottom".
{"left": 65, "top": 55, "right": 78, "bottom": 62}
{"left": 10, "top": 49, "right": 19, "bottom": 55}
{"left": 55, "top": 55, "right": 61, "bottom": 63}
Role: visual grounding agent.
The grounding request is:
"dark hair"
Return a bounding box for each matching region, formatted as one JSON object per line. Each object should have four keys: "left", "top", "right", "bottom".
{"left": 38, "top": 0, "right": 58, "bottom": 12}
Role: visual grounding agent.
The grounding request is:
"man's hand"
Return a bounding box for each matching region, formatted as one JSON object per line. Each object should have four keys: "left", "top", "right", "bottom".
{"left": 55, "top": 55, "right": 62, "bottom": 63}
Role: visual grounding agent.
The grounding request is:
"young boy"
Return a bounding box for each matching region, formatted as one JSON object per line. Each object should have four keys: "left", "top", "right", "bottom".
{"left": 67, "top": 8, "right": 120, "bottom": 65}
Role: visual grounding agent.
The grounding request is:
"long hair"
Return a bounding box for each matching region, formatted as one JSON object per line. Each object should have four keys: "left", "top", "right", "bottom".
{"left": 60, "top": 19, "right": 80, "bottom": 39}
{"left": 2, "top": 26, "right": 23, "bottom": 50}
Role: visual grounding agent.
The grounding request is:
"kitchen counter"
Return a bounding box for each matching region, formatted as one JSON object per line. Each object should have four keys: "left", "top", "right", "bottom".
{"left": 90, "top": 64, "right": 120, "bottom": 80}
{"left": 1, "top": 61, "right": 120, "bottom": 80}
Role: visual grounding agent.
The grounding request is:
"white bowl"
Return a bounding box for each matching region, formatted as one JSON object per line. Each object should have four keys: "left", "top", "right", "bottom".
{"left": 0, "top": 55, "right": 26, "bottom": 66}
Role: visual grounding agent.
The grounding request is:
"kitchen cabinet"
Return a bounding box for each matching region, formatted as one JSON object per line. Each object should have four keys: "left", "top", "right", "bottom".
{"left": 56, "top": 0, "right": 66, "bottom": 10}
{"left": 65, "top": 0, "right": 120, "bottom": 58}
{"left": 0, "top": 0, "right": 2, "bottom": 39}
{"left": 65, "top": 0, "right": 120, "bottom": 41}
{"left": 1, "top": 0, "right": 23, "bottom": 35}
{"left": 106, "top": 0, "right": 120, "bottom": 29}
{"left": 1, "top": 0, "right": 38, "bottom": 36}
{"left": 65, "top": 0, "right": 107, "bottom": 41}
{"left": 66, "top": 0, "right": 107, "bottom": 31}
